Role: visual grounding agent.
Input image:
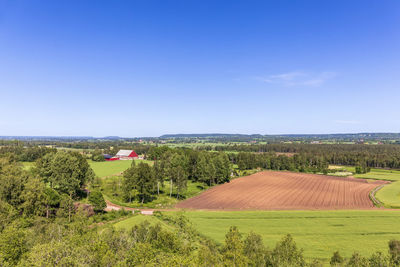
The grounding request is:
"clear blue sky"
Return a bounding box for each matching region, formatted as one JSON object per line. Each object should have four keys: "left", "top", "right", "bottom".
{"left": 0, "top": 0, "right": 399, "bottom": 137}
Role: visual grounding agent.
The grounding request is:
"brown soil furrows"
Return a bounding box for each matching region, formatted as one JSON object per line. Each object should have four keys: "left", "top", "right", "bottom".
{"left": 176, "top": 171, "right": 387, "bottom": 210}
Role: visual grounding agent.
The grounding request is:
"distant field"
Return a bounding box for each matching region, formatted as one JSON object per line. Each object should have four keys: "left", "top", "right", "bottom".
{"left": 89, "top": 159, "right": 153, "bottom": 178}
{"left": 329, "top": 166, "right": 400, "bottom": 208}
{"left": 166, "top": 210, "right": 400, "bottom": 262}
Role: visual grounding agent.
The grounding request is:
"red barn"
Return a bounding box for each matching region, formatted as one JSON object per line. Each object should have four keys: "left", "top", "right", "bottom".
{"left": 114, "top": 149, "right": 138, "bottom": 160}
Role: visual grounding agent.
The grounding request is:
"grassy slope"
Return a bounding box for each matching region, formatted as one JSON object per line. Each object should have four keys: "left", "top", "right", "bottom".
{"left": 166, "top": 210, "right": 400, "bottom": 262}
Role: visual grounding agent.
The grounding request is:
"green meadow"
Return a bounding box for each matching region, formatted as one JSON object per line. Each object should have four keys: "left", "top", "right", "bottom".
{"left": 89, "top": 159, "right": 153, "bottom": 178}
{"left": 164, "top": 210, "right": 400, "bottom": 262}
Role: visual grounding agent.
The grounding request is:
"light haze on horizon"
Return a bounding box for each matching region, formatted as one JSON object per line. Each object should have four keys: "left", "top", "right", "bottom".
{"left": 0, "top": 0, "right": 399, "bottom": 137}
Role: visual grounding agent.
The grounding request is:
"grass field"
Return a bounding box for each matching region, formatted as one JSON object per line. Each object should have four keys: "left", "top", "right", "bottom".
{"left": 89, "top": 159, "right": 153, "bottom": 178}
{"left": 164, "top": 210, "right": 400, "bottom": 262}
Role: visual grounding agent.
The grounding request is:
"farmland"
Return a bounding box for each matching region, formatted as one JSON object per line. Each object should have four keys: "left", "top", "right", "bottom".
{"left": 165, "top": 210, "right": 400, "bottom": 262}
{"left": 329, "top": 166, "right": 400, "bottom": 208}
{"left": 176, "top": 171, "right": 385, "bottom": 210}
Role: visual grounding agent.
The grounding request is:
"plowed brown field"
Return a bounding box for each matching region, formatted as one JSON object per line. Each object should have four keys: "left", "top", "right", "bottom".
{"left": 176, "top": 171, "right": 388, "bottom": 210}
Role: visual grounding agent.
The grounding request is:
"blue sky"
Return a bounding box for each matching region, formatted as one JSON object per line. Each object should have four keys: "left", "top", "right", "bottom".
{"left": 0, "top": 0, "right": 399, "bottom": 137}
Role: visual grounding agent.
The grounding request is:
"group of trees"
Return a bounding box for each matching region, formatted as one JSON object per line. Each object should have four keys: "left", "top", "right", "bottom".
{"left": 215, "top": 143, "right": 400, "bottom": 169}
{"left": 123, "top": 148, "right": 231, "bottom": 203}
{"left": 0, "top": 145, "right": 56, "bottom": 162}
{"left": 0, "top": 151, "right": 103, "bottom": 223}
{"left": 234, "top": 152, "right": 329, "bottom": 173}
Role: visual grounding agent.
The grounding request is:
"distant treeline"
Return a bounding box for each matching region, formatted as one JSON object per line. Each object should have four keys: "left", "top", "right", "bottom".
{"left": 231, "top": 152, "right": 329, "bottom": 173}
{"left": 0, "top": 141, "right": 153, "bottom": 161}
{"left": 214, "top": 144, "right": 400, "bottom": 169}
{"left": 0, "top": 146, "right": 57, "bottom": 162}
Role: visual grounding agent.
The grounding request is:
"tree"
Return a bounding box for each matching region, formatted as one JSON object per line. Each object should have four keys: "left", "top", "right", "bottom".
{"left": 244, "top": 231, "right": 266, "bottom": 266}
{"left": 91, "top": 150, "right": 105, "bottom": 162}
{"left": 174, "top": 166, "right": 187, "bottom": 199}
{"left": 0, "top": 225, "right": 27, "bottom": 265}
{"left": 197, "top": 240, "right": 221, "bottom": 266}
{"left": 43, "top": 188, "right": 60, "bottom": 218}
{"left": 0, "top": 156, "right": 27, "bottom": 209}
{"left": 58, "top": 193, "right": 75, "bottom": 222}
{"left": 369, "top": 251, "right": 389, "bottom": 267}
{"left": 194, "top": 153, "right": 209, "bottom": 184}
{"left": 330, "top": 251, "right": 345, "bottom": 266}
{"left": 20, "top": 177, "right": 46, "bottom": 216}
{"left": 213, "top": 153, "right": 231, "bottom": 184}
{"left": 123, "top": 163, "right": 136, "bottom": 202}
{"left": 88, "top": 191, "right": 106, "bottom": 212}
{"left": 270, "top": 234, "right": 305, "bottom": 266}
{"left": 133, "top": 162, "right": 156, "bottom": 203}
{"left": 389, "top": 239, "right": 400, "bottom": 266}
{"left": 36, "top": 152, "right": 95, "bottom": 196}
{"left": 221, "top": 226, "right": 248, "bottom": 266}
{"left": 346, "top": 252, "right": 368, "bottom": 266}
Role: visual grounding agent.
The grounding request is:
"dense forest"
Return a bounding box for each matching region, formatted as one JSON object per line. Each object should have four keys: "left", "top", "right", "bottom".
{"left": 215, "top": 144, "right": 400, "bottom": 169}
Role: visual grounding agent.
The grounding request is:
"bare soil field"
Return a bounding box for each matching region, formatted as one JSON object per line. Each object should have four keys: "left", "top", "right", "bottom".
{"left": 176, "top": 171, "right": 388, "bottom": 210}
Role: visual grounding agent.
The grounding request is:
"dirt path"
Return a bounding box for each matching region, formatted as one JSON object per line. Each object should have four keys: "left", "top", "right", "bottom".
{"left": 105, "top": 200, "right": 177, "bottom": 213}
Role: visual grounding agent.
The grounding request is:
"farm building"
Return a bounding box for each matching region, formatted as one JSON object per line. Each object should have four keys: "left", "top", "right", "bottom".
{"left": 114, "top": 149, "right": 138, "bottom": 160}
{"left": 103, "top": 154, "right": 113, "bottom": 160}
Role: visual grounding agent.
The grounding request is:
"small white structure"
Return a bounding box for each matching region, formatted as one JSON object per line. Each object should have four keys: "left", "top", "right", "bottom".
{"left": 141, "top": 210, "right": 154, "bottom": 215}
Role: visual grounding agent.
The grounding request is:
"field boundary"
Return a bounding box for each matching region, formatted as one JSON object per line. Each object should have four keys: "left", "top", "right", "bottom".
{"left": 369, "top": 183, "right": 387, "bottom": 207}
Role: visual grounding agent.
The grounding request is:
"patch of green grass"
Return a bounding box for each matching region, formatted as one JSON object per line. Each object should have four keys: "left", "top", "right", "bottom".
{"left": 21, "top": 161, "right": 34, "bottom": 170}
{"left": 166, "top": 210, "right": 400, "bottom": 262}
{"left": 353, "top": 168, "right": 400, "bottom": 182}
{"left": 89, "top": 159, "right": 153, "bottom": 178}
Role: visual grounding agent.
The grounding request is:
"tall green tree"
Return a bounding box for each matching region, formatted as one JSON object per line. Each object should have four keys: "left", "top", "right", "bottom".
{"left": 20, "top": 177, "right": 46, "bottom": 216}
{"left": 221, "top": 226, "right": 248, "bottom": 266}
{"left": 133, "top": 162, "right": 156, "bottom": 203}
{"left": 36, "top": 152, "right": 95, "bottom": 196}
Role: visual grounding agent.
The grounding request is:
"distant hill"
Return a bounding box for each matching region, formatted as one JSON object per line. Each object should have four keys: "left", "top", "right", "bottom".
{"left": 159, "top": 133, "right": 263, "bottom": 138}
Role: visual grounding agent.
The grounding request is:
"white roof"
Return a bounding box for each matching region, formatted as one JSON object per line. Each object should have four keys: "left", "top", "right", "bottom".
{"left": 116, "top": 150, "right": 134, "bottom": 157}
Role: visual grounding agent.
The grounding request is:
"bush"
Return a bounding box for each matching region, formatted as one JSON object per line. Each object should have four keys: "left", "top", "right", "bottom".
{"left": 88, "top": 191, "right": 106, "bottom": 212}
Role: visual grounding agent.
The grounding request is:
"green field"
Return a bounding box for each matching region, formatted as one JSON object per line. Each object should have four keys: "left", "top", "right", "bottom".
{"left": 164, "top": 210, "right": 400, "bottom": 262}
{"left": 89, "top": 159, "right": 153, "bottom": 178}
